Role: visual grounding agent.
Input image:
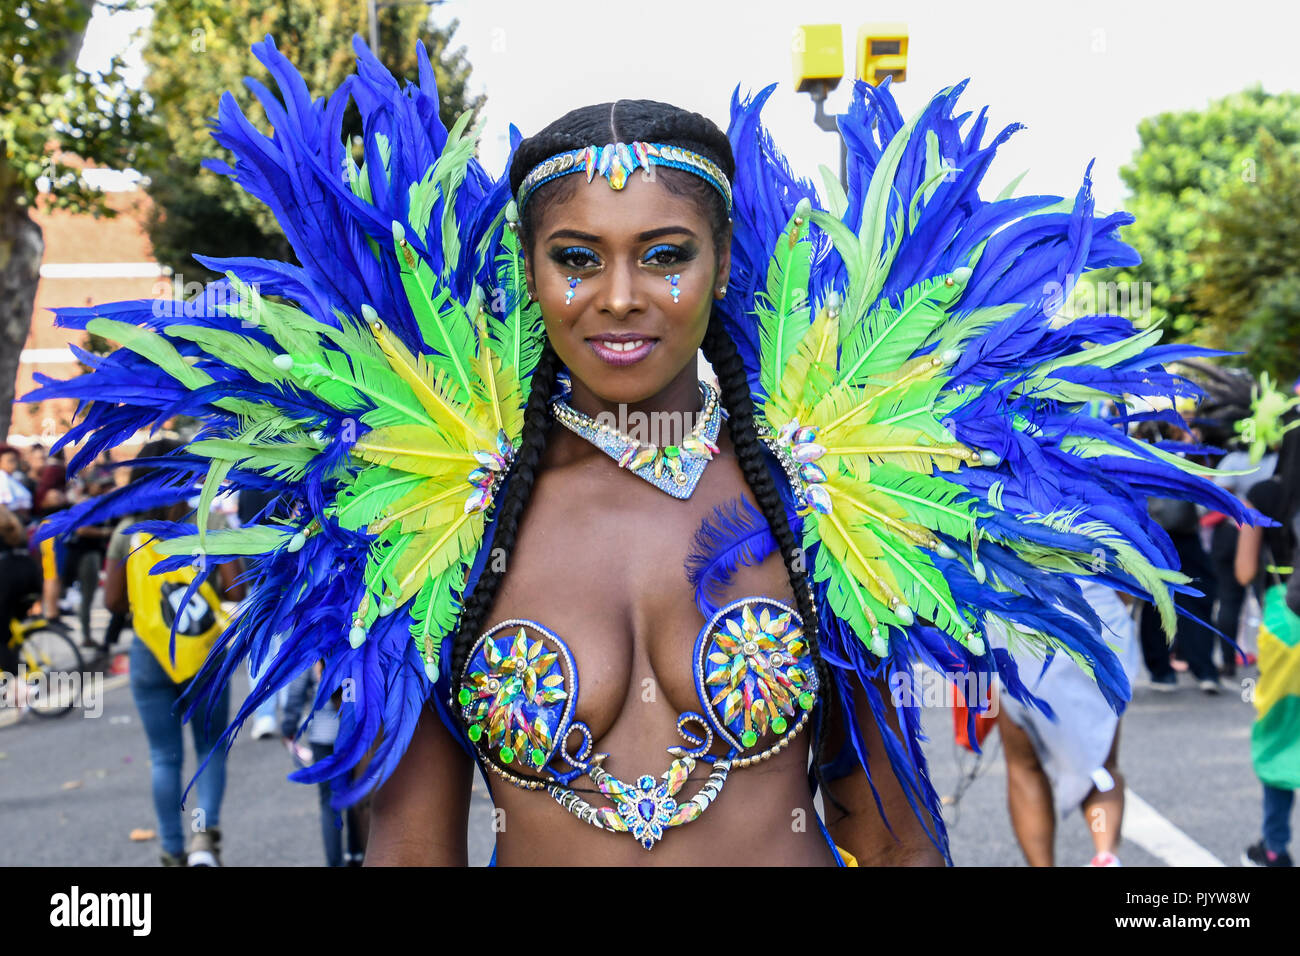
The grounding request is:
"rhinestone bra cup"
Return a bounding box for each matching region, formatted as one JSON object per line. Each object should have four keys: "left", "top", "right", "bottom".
{"left": 456, "top": 597, "right": 818, "bottom": 850}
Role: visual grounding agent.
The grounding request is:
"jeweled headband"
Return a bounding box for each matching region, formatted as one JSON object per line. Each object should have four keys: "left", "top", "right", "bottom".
{"left": 515, "top": 141, "right": 733, "bottom": 216}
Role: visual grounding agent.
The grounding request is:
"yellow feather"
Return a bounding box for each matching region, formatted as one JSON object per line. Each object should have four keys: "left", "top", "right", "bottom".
{"left": 369, "top": 319, "right": 483, "bottom": 446}
{"left": 353, "top": 424, "right": 478, "bottom": 478}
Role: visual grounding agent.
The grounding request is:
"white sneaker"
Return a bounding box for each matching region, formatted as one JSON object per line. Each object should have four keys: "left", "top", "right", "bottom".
{"left": 58, "top": 584, "right": 81, "bottom": 614}
{"left": 250, "top": 715, "right": 277, "bottom": 740}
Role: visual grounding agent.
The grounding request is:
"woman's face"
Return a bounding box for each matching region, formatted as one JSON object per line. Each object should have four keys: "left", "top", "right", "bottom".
{"left": 524, "top": 172, "right": 729, "bottom": 407}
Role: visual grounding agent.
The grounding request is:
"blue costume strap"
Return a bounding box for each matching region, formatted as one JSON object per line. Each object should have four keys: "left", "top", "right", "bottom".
{"left": 814, "top": 808, "right": 848, "bottom": 867}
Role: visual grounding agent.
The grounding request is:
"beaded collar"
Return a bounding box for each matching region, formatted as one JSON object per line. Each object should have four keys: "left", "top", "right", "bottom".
{"left": 549, "top": 373, "right": 724, "bottom": 500}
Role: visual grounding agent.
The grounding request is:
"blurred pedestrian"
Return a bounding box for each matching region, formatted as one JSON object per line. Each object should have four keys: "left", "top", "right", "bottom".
{"left": 1235, "top": 426, "right": 1300, "bottom": 867}
{"left": 1208, "top": 445, "right": 1275, "bottom": 677}
{"left": 0, "top": 506, "right": 41, "bottom": 703}
{"left": 1140, "top": 493, "right": 1222, "bottom": 692}
{"left": 305, "top": 666, "right": 367, "bottom": 866}
{"left": 0, "top": 446, "right": 32, "bottom": 520}
{"left": 998, "top": 580, "right": 1141, "bottom": 866}
{"left": 25, "top": 445, "right": 48, "bottom": 491}
{"left": 31, "top": 464, "right": 70, "bottom": 622}
{"left": 105, "top": 439, "right": 245, "bottom": 867}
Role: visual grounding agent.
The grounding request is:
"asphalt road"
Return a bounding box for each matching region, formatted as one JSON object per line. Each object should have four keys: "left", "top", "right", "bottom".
{"left": 1, "top": 604, "right": 1265, "bottom": 867}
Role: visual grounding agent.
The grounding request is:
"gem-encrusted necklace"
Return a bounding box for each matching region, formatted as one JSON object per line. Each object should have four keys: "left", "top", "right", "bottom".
{"left": 550, "top": 373, "right": 723, "bottom": 500}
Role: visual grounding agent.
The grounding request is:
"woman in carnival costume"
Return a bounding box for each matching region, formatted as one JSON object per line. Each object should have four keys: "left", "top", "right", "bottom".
{"left": 27, "top": 37, "right": 1255, "bottom": 866}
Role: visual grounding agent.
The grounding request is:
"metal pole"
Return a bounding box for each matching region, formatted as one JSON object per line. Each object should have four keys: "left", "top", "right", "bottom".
{"left": 367, "top": 0, "right": 379, "bottom": 52}
{"left": 808, "top": 82, "right": 846, "bottom": 189}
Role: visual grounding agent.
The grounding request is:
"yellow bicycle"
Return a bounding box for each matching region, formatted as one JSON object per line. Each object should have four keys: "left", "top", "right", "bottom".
{"left": 4, "top": 599, "right": 85, "bottom": 718}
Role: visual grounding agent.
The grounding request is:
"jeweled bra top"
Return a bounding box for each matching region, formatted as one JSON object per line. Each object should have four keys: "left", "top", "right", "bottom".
{"left": 455, "top": 596, "right": 818, "bottom": 850}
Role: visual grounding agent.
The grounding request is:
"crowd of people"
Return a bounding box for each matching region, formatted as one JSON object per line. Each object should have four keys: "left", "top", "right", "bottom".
{"left": 1, "top": 438, "right": 365, "bottom": 868}
{"left": 987, "top": 383, "right": 1300, "bottom": 869}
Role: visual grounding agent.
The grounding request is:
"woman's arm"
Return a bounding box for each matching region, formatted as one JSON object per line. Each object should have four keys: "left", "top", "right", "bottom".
{"left": 104, "top": 560, "right": 128, "bottom": 616}
{"left": 823, "top": 676, "right": 946, "bottom": 866}
{"left": 215, "top": 557, "right": 246, "bottom": 602}
{"left": 1235, "top": 524, "right": 1263, "bottom": 587}
{"left": 365, "top": 703, "right": 474, "bottom": 866}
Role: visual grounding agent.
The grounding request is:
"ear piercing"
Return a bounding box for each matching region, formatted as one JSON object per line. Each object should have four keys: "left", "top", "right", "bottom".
{"left": 565, "top": 276, "right": 581, "bottom": 305}
{"left": 666, "top": 274, "right": 680, "bottom": 303}
{"left": 717, "top": 285, "right": 727, "bottom": 297}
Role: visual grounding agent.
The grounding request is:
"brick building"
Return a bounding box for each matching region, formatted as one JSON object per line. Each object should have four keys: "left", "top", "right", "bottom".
{"left": 9, "top": 174, "right": 166, "bottom": 455}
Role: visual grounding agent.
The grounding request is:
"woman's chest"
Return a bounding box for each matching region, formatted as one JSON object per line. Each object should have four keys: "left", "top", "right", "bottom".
{"left": 476, "top": 456, "right": 798, "bottom": 742}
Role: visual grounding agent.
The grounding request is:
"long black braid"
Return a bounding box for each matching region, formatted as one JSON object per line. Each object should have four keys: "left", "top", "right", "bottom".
{"left": 447, "top": 98, "right": 840, "bottom": 808}
{"left": 447, "top": 341, "right": 561, "bottom": 682}
{"left": 701, "top": 313, "right": 838, "bottom": 806}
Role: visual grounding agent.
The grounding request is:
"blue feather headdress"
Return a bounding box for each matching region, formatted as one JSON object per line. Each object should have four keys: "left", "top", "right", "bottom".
{"left": 717, "top": 76, "right": 1260, "bottom": 858}
{"left": 26, "top": 35, "right": 537, "bottom": 808}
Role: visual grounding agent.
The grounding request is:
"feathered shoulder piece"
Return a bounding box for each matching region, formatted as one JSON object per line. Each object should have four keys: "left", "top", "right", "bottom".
{"left": 25, "top": 37, "right": 541, "bottom": 803}
{"left": 720, "top": 78, "right": 1257, "bottom": 848}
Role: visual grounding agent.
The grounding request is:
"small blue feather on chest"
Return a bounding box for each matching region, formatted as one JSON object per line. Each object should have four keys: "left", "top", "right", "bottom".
{"left": 684, "top": 496, "right": 780, "bottom": 617}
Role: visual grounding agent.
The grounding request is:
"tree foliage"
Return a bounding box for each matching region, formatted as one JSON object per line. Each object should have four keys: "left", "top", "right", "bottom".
{"left": 2, "top": 0, "right": 147, "bottom": 215}
{"left": 1192, "top": 131, "right": 1300, "bottom": 384}
{"left": 2, "top": 0, "right": 149, "bottom": 439}
{"left": 1092, "top": 87, "right": 1300, "bottom": 347}
{"left": 140, "top": 0, "right": 485, "bottom": 278}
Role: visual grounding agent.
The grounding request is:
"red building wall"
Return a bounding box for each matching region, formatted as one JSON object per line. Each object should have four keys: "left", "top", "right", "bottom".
{"left": 10, "top": 186, "right": 166, "bottom": 457}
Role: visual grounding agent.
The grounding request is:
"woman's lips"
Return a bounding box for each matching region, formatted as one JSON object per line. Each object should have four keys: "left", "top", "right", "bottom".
{"left": 586, "top": 336, "right": 659, "bottom": 366}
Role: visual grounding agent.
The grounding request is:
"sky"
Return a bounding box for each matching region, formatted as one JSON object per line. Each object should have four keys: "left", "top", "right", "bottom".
{"left": 78, "top": 0, "right": 1300, "bottom": 215}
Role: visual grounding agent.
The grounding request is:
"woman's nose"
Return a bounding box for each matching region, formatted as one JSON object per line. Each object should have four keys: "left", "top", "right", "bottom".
{"left": 597, "top": 259, "right": 646, "bottom": 321}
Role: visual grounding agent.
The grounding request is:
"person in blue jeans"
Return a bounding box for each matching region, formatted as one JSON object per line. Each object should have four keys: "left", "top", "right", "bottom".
{"left": 304, "top": 664, "right": 367, "bottom": 865}
{"left": 105, "top": 438, "right": 245, "bottom": 866}
{"left": 128, "top": 638, "right": 231, "bottom": 865}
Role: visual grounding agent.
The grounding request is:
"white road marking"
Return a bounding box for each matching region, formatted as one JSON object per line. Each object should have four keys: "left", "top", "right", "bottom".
{"left": 1122, "top": 787, "right": 1225, "bottom": 867}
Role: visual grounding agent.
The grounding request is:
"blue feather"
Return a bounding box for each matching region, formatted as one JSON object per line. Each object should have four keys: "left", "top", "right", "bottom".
{"left": 683, "top": 496, "right": 779, "bottom": 617}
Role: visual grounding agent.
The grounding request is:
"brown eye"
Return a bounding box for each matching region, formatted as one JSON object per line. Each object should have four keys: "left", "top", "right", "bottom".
{"left": 552, "top": 246, "right": 599, "bottom": 270}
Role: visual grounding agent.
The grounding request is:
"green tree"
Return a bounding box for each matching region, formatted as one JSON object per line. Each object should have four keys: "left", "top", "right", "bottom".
{"left": 1, "top": 0, "right": 147, "bottom": 438}
{"left": 140, "top": 0, "right": 484, "bottom": 279}
{"left": 1191, "top": 132, "right": 1300, "bottom": 384}
{"left": 1093, "top": 87, "right": 1300, "bottom": 345}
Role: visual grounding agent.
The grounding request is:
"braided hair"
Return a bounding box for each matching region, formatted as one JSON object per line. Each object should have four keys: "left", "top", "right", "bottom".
{"left": 447, "top": 99, "right": 837, "bottom": 800}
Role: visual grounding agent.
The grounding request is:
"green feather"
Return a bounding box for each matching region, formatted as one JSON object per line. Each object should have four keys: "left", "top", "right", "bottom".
{"left": 364, "top": 533, "right": 408, "bottom": 600}
{"left": 818, "top": 164, "right": 848, "bottom": 220}
{"left": 1022, "top": 325, "right": 1163, "bottom": 385}
{"left": 807, "top": 520, "right": 885, "bottom": 645}
{"left": 409, "top": 562, "right": 468, "bottom": 663}
{"left": 195, "top": 459, "right": 232, "bottom": 554}
{"left": 490, "top": 226, "right": 545, "bottom": 385}
{"left": 756, "top": 217, "right": 813, "bottom": 399}
{"left": 838, "top": 271, "right": 967, "bottom": 386}
{"left": 429, "top": 110, "right": 482, "bottom": 280}
{"left": 337, "top": 468, "right": 425, "bottom": 531}
{"left": 216, "top": 275, "right": 330, "bottom": 368}
{"left": 1014, "top": 509, "right": 1188, "bottom": 636}
{"left": 392, "top": 228, "right": 475, "bottom": 402}
{"left": 868, "top": 378, "right": 951, "bottom": 441}
{"left": 187, "top": 438, "right": 320, "bottom": 482}
{"left": 911, "top": 130, "right": 957, "bottom": 228}
{"left": 152, "top": 524, "right": 294, "bottom": 558}
{"left": 869, "top": 464, "right": 984, "bottom": 540}
{"left": 926, "top": 303, "right": 1023, "bottom": 356}
{"left": 407, "top": 165, "right": 439, "bottom": 244}
{"left": 167, "top": 325, "right": 295, "bottom": 387}
{"left": 86, "top": 318, "right": 212, "bottom": 391}
{"left": 873, "top": 529, "right": 967, "bottom": 640}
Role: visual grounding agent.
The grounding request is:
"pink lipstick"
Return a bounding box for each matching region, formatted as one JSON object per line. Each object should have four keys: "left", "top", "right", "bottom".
{"left": 586, "top": 332, "right": 659, "bottom": 367}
